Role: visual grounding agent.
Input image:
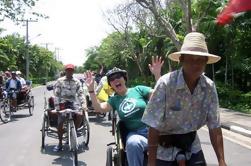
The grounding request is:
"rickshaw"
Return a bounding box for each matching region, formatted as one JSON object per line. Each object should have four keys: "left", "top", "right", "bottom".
{"left": 106, "top": 109, "right": 148, "bottom": 166}
{"left": 0, "top": 81, "right": 34, "bottom": 123}
{"left": 81, "top": 81, "right": 106, "bottom": 118}
{"left": 41, "top": 85, "right": 90, "bottom": 166}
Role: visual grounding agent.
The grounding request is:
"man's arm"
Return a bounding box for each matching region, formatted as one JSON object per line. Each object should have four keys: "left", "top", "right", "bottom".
{"left": 148, "top": 127, "right": 159, "bottom": 166}
{"left": 209, "top": 127, "right": 227, "bottom": 166}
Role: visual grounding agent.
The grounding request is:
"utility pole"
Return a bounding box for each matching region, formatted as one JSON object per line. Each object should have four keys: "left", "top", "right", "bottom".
{"left": 54, "top": 47, "right": 62, "bottom": 61}
{"left": 40, "top": 42, "right": 53, "bottom": 50}
{"left": 18, "top": 19, "right": 37, "bottom": 80}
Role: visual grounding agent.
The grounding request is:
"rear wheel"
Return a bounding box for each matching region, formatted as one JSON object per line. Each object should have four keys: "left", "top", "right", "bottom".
{"left": 28, "top": 96, "right": 34, "bottom": 116}
{"left": 0, "top": 100, "right": 11, "bottom": 123}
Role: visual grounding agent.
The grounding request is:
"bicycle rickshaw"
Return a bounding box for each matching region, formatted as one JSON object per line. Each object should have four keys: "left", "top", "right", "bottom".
{"left": 105, "top": 109, "right": 148, "bottom": 166}
{"left": 41, "top": 85, "right": 90, "bottom": 166}
{"left": 0, "top": 81, "right": 34, "bottom": 123}
{"left": 81, "top": 81, "right": 106, "bottom": 118}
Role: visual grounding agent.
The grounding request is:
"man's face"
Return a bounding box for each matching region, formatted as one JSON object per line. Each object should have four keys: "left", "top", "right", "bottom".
{"left": 65, "top": 68, "right": 74, "bottom": 78}
{"left": 180, "top": 54, "right": 208, "bottom": 79}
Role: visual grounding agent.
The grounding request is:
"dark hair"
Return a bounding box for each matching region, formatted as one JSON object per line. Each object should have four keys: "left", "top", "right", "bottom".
{"left": 106, "top": 67, "right": 127, "bottom": 85}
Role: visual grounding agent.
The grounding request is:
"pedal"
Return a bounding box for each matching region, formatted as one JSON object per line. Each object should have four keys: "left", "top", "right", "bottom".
{"left": 107, "top": 142, "right": 116, "bottom": 146}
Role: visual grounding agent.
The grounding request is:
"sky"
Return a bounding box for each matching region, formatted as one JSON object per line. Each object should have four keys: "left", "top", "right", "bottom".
{"left": 1, "top": 0, "right": 125, "bottom": 66}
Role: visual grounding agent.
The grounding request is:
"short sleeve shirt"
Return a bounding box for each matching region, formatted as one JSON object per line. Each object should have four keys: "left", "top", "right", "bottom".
{"left": 54, "top": 76, "right": 86, "bottom": 109}
{"left": 142, "top": 69, "right": 220, "bottom": 161}
{"left": 108, "top": 85, "right": 152, "bottom": 131}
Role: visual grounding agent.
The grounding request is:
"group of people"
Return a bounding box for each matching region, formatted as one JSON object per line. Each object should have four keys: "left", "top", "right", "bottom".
{"left": 0, "top": 70, "right": 30, "bottom": 108}
{"left": 52, "top": 32, "right": 227, "bottom": 166}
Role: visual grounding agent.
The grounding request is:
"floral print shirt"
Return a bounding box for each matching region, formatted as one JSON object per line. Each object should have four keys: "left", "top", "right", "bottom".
{"left": 142, "top": 69, "right": 220, "bottom": 161}
{"left": 54, "top": 76, "right": 86, "bottom": 110}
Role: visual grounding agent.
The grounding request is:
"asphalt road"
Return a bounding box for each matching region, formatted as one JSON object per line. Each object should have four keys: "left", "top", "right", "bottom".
{"left": 0, "top": 86, "right": 251, "bottom": 166}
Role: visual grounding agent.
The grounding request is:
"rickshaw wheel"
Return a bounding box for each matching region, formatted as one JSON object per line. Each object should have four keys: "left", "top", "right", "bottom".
{"left": 28, "top": 96, "right": 34, "bottom": 116}
{"left": 41, "top": 115, "right": 46, "bottom": 149}
{"left": 106, "top": 145, "right": 113, "bottom": 166}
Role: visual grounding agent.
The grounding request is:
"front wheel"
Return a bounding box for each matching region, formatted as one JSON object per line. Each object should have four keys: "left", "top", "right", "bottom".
{"left": 73, "top": 149, "right": 78, "bottom": 166}
{"left": 0, "top": 100, "right": 11, "bottom": 123}
{"left": 41, "top": 114, "right": 46, "bottom": 149}
{"left": 82, "top": 111, "right": 90, "bottom": 146}
{"left": 106, "top": 145, "right": 113, "bottom": 166}
{"left": 28, "top": 96, "right": 34, "bottom": 116}
{"left": 69, "top": 121, "right": 78, "bottom": 166}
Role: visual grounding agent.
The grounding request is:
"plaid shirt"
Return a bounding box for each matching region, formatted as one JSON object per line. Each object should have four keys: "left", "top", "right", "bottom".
{"left": 54, "top": 76, "right": 86, "bottom": 110}
{"left": 142, "top": 69, "right": 220, "bottom": 161}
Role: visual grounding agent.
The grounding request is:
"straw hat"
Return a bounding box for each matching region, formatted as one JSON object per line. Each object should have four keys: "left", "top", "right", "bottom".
{"left": 168, "top": 32, "right": 221, "bottom": 64}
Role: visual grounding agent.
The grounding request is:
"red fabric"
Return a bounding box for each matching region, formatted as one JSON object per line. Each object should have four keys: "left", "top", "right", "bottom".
{"left": 64, "top": 64, "right": 75, "bottom": 70}
{"left": 217, "top": 0, "right": 251, "bottom": 25}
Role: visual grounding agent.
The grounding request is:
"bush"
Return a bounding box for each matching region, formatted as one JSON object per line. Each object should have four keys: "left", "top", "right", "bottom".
{"left": 216, "top": 81, "right": 251, "bottom": 113}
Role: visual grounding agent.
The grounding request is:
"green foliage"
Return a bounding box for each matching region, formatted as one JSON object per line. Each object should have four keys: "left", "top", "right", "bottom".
{"left": 217, "top": 82, "right": 251, "bottom": 113}
{"left": 0, "top": 0, "right": 48, "bottom": 22}
{"left": 0, "top": 34, "right": 62, "bottom": 82}
{"left": 82, "top": 0, "right": 251, "bottom": 114}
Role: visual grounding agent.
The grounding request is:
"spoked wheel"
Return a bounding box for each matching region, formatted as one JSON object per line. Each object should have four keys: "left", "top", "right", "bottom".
{"left": 0, "top": 100, "right": 11, "bottom": 123}
{"left": 41, "top": 115, "right": 46, "bottom": 149}
{"left": 28, "top": 96, "right": 34, "bottom": 116}
{"left": 69, "top": 122, "right": 78, "bottom": 166}
{"left": 106, "top": 145, "right": 113, "bottom": 166}
{"left": 82, "top": 111, "right": 90, "bottom": 146}
{"left": 73, "top": 149, "right": 78, "bottom": 166}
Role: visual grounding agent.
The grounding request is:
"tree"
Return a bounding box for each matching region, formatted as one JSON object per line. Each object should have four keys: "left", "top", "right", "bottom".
{"left": 0, "top": 0, "right": 47, "bottom": 22}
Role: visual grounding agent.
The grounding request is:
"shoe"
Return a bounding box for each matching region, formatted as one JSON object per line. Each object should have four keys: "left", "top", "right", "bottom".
{"left": 53, "top": 145, "right": 63, "bottom": 152}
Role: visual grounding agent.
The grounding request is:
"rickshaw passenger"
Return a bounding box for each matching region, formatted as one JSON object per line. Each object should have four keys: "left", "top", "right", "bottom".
{"left": 16, "top": 71, "right": 31, "bottom": 101}
{"left": 84, "top": 56, "right": 163, "bottom": 166}
{"left": 5, "top": 71, "right": 22, "bottom": 108}
{"left": 53, "top": 64, "right": 87, "bottom": 152}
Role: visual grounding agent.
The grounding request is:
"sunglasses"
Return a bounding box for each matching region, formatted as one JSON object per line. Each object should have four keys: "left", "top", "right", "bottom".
{"left": 108, "top": 74, "right": 123, "bottom": 82}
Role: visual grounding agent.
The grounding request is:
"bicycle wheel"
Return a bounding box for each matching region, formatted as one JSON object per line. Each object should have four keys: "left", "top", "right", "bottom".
{"left": 69, "top": 121, "right": 78, "bottom": 166}
{"left": 41, "top": 114, "right": 46, "bottom": 149}
{"left": 106, "top": 145, "right": 113, "bottom": 166}
{"left": 0, "top": 100, "right": 11, "bottom": 123}
{"left": 82, "top": 111, "right": 90, "bottom": 146}
{"left": 69, "top": 121, "right": 78, "bottom": 150}
{"left": 73, "top": 149, "right": 78, "bottom": 166}
{"left": 28, "top": 96, "right": 34, "bottom": 116}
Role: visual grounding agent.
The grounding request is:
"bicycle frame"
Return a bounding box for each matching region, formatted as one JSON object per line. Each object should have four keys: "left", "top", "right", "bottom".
{"left": 58, "top": 108, "right": 79, "bottom": 165}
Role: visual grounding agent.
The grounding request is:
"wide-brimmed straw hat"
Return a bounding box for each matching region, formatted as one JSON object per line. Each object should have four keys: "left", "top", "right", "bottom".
{"left": 168, "top": 32, "right": 221, "bottom": 64}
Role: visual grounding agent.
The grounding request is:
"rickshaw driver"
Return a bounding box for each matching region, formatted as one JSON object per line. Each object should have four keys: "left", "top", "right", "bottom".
{"left": 53, "top": 64, "right": 87, "bottom": 152}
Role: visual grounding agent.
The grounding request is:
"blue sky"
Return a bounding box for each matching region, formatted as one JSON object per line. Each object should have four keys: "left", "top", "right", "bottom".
{"left": 1, "top": 0, "right": 124, "bottom": 66}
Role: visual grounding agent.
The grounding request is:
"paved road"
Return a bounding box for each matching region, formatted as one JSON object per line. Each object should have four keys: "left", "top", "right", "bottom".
{"left": 0, "top": 86, "right": 251, "bottom": 165}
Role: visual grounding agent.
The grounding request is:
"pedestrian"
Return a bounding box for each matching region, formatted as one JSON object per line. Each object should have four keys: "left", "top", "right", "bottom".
{"left": 142, "top": 32, "right": 227, "bottom": 166}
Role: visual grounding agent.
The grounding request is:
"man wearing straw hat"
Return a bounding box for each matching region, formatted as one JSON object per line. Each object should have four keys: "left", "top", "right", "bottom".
{"left": 142, "top": 32, "right": 227, "bottom": 166}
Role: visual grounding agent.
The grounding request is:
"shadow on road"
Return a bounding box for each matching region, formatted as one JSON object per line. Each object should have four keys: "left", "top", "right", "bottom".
{"left": 40, "top": 145, "right": 87, "bottom": 166}
{"left": 88, "top": 116, "right": 112, "bottom": 127}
